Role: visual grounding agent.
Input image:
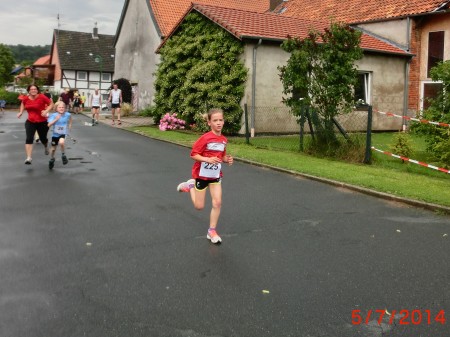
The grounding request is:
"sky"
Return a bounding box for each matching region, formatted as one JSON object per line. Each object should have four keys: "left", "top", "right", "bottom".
{"left": 0, "top": 0, "right": 124, "bottom": 46}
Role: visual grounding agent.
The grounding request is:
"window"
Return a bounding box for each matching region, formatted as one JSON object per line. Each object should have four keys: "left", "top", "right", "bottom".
{"left": 354, "top": 72, "right": 371, "bottom": 104}
{"left": 77, "top": 71, "right": 87, "bottom": 80}
{"left": 422, "top": 82, "right": 443, "bottom": 110}
{"left": 102, "top": 73, "right": 111, "bottom": 81}
{"left": 427, "top": 31, "right": 444, "bottom": 78}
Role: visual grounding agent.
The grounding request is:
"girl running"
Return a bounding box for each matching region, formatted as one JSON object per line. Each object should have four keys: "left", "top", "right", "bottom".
{"left": 47, "top": 102, "right": 72, "bottom": 169}
{"left": 177, "top": 108, "right": 233, "bottom": 244}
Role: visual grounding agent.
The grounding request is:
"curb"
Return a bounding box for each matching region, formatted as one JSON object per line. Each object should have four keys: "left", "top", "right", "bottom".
{"left": 235, "top": 157, "right": 450, "bottom": 215}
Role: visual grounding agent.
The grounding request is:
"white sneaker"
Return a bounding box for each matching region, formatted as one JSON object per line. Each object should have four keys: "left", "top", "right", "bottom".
{"left": 24, "top": 158, "right": 32, "bottom": 165}
{"left": 177, "top": 179, "right": 195, "bottom": 192}
{"left": 207, "top": 229, "right": 222, "bottom": 244}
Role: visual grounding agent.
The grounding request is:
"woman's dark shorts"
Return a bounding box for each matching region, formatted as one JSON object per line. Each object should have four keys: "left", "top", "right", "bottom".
{"left": 25, "top": 120, "right": 48, "bottom": 145}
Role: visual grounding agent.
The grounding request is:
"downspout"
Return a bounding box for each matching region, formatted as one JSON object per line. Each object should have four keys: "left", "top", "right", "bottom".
{"left": 403, "top": 60, "right": 411, "bottom": 131}
{"left": 251, "top": 39, "right": 262, "bottom": 137}
{"left": 403, "top": 17, "right": 411, "bottom": 131}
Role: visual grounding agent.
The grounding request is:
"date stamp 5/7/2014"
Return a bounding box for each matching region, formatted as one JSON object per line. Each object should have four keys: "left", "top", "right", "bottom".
{"left": 352, "top": 309, "right": 446, "bottom": 326}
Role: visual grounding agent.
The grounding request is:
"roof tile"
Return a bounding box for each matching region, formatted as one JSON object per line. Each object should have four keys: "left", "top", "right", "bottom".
{"left": 33, "top": 55, "right": 51, "bottom": 65}
{"left": 163, "top": 4, "right": 409, "bottom": 55}
{"left": 150, "top": 0, "right": 269, "bottom": 36}
{"left": 277, "top": 0, "right": 450, "bottom": 23}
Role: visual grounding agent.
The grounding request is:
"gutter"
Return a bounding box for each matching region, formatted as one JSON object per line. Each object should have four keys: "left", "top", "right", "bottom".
{"left": 403, "top": 17, "right": 412, "bottom": 131}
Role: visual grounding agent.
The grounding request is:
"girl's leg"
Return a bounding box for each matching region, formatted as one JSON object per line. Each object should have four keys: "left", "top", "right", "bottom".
{"left": 60, "top": 138, "right": 68, "bottom": 165}
{"left": 190, "top": 187, "right": 207, "bottom": 210}
{"left": 49, "top": 140, "right": 57, "bottom": 169}
{"left": 50, "top": 144, "right": 56, "bottom": 157}
{"left": 59, "top": 137, "right": 66, "bottom": 153}
{"left": 208, "top": 183, "right": 222, "bottom": 230}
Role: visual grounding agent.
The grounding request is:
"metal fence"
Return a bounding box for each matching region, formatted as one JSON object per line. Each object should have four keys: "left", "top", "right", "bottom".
{"left": 232, "top": 104, "right": 372, "bottom": 163}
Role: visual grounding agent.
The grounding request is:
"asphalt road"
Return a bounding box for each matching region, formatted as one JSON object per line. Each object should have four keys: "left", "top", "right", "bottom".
{"left": 1, "top": 111, "right": 449, "bottom": 337}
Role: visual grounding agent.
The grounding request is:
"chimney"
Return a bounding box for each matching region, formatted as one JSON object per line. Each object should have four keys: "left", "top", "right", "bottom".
{"left": 269, "top": 0, "right": 284, "bottom": 11}
{"left": 93, "top": 22, "right": 99, "bottom": 39}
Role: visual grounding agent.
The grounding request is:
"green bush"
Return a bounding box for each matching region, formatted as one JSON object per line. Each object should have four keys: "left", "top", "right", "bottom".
{"left": 154, "top": 12, "right": 247, "bottom": 134}
{"left": 139, "top": 105, "right": 157, "bottom": 117}
{"left": 121, "top": 102, "right": 133, "bottom": 117}
{"left": 0, "top": 88, "right": 21, "bottom": 105}
{"left": 389, "top": 132, "right": 413, "bottom": 162}
{"left": 410, "top": 60, "right": 450, "bottom": 166}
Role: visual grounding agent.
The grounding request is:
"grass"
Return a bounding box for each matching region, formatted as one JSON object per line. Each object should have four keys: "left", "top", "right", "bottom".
{"left": 129, "top": 126, "right": 450, "bottom": 209}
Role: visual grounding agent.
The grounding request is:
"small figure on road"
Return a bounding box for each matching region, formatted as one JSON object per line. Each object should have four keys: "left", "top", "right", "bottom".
{"left": 177, "top": 108, "right": 234, "bottom": 244}
{"left": 59, "top": 88, "right": 72, "bottom": 110}
{"left": 90, "top": 88, "right": 102, "bottom": 125}
{"left": 108, "top": 82, "right": 122, "bottom": 126}
{"left": 72, "top": 92, "right": 81, "bottom": 115}
{"left": 17, "top": 84, "right": 53, "bottom": 165}
{"left": 43, "top": 89, "right": 52, "bottom": 100}
{"left": 47, "top": 101, "right": 72, "bottom": 170}
{"left": 80, "top": 92, "right": 86, "bottom": 110}
{"left": 0, "top": 99, "right": 6, "bottom": 114}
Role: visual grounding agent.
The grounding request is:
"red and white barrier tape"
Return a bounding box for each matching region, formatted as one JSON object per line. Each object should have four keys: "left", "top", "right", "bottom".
{"left": 374, "top": 110, "right": 450, "bottom": 128}
{"left": 371, "top": 147, "right": 450, "bottom": 174}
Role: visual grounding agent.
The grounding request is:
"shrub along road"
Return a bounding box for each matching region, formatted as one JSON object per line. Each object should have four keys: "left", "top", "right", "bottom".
{"left": 1, "top": 111, "right": 449, "bottom": 337}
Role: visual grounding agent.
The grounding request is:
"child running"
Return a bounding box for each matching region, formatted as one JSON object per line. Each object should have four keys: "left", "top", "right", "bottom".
{"left": 47, "top": 102, "right": 72, "bottom": 170}
{"left": 177, "top": 108, "right": 233, "bottom": 244}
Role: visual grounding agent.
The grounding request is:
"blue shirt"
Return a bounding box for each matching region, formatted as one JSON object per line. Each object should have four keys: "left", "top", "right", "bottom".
{"left": 48, "top": 112, "right": 71, "bottom": 136}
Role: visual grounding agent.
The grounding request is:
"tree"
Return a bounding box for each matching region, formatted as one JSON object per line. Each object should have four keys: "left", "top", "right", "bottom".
{"left": 279, "top": 23, "right": 363, "bottom": 150}
{"left": 7, "top": 44, "right": 50, "bottom": 64}
{"left": 410, "top": 60, "right": 450, "bottom": 165}
{"left": 154, "top": 12, "right": 247, "bottom": 133}
{"left": 16, "top": 76, "right": 47, "bottom": 89}
{"left": 0, "top": 44, "right": 16, "bottom": 86}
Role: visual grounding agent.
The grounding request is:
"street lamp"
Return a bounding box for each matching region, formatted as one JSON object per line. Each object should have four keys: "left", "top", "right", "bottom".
{"left": 89, "top": 53, "right": 103, "bottom": 92}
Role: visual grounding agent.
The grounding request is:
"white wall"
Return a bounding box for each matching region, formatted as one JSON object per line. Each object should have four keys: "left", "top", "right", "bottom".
{"left": 358, "top": 19, "right": 409, "bottom": 47}
{"left": 239, "top": 41, "right": 407, "bottom": 133}
{"left": 114, "top": 0, "right": 161, "bottom": 110}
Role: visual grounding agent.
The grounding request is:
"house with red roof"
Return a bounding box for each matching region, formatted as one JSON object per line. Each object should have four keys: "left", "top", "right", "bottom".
{"left": 163, "top": 3, "right": 414, "bottom": 132}
{"left": 14, "top": 55, "right": 54, "bottom": 87}
{"left": 275, "top": 0, "right": 450, "bottom": 121}
{"left": 114, "top": 0, "right": 449, "bottom": 131}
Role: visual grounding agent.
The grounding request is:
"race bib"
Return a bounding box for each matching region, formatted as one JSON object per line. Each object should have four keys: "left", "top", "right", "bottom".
{"left": 55, "top": 125, "right": 67, "bottom": 134}
{"left": 199, "top": 162, "right": 221, "bottom": 178}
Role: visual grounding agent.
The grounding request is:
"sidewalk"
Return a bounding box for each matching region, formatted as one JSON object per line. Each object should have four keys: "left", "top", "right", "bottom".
{"left": 82, "top": 110, "right": 154, "bottom": 127}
